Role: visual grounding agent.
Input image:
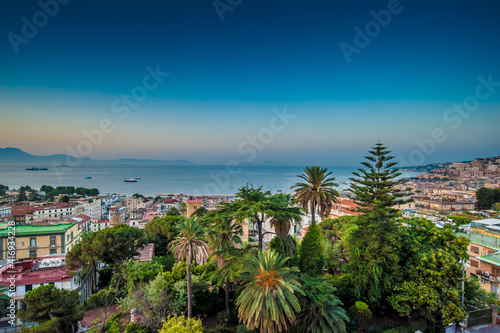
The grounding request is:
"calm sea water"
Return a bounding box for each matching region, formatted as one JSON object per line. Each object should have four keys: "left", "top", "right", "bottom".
{"left": 0, "top": 162, "right": 419, "bottom": 197}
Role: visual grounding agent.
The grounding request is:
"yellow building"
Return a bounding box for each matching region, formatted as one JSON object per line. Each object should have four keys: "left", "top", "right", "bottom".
{"left": 186, "top": 200, "right": 204, "bottom": 218}
{"left": 459, "top": 232, "right": 500, "bottom": 294}
{"left": 414, "top": 197, "right": 475, "bottom": 215}
{"left": 0, "top": 222, "right": 81, "bottom": 259}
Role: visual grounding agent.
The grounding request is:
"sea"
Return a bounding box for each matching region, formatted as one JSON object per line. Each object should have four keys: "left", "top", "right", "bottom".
{"left": 0, "top": 162, "right": 420, "bottom": 197}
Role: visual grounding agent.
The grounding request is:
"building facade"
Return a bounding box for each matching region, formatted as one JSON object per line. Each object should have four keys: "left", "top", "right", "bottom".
{"left": 0, "top": 222, "right": 81, "bottom": 260}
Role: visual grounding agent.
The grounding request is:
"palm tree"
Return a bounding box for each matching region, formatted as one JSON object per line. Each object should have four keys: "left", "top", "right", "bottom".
{"left": 0, "top": 285, "right": 11, "bottom": 317}
{"left": 179, "top": 202, "right": 187, "bottom": 216}
{"left": 291, "top": 166, "right": 339, "bottom": 224}
{"left": 169, "top": 217, "right": 210, "bottom": 318}
{"left": 294, "top": 276, "right": 348, "bottom": 333}
{"left": 350, "top": 301, "right": 372, "bottom": 333}
{"left": 236, "top": 249, "right": 303, "bottom": 333}
{"left": 207, "top": 214, "right": 243, "bottom": 313}
{"left": 268, "top": 193, "right": 303, "bottom": 237}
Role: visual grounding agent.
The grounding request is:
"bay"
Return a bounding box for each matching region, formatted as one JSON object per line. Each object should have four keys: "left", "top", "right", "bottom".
{"left": 0, "top": 162, "right": 419, "bottom": 197}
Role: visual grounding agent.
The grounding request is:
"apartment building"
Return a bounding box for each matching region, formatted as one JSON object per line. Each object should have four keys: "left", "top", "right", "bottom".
{"left": 414, "top": 197, "right": 475, "bottom": 215}
{"left": 0, "top": 222, "right": 81, "bottom": 259}
{"left": 75, "top": 199, "right": 102, "bottom": 220}
{"left": 30, "top": 203, "right": 76, "bottom": 222}
{"left": 459, "top": 232, "right": 500, "bottom": 294}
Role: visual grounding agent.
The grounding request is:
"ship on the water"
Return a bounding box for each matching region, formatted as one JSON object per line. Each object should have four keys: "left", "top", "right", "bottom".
{"left": 26, "top": 166, "right": 48, "bottom": 171}
{"left": 124, "top": 178, "right": 137, "bottom": 183}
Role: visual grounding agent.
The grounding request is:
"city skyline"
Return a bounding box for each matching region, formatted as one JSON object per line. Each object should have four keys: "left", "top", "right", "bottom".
{"left": 1, "top": 0, "right": 500, "bottom": 166}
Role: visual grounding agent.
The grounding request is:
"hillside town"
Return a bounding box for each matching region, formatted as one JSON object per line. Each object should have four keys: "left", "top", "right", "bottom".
{"left": 1, "top": 155, "right": 500, "bottom": 332}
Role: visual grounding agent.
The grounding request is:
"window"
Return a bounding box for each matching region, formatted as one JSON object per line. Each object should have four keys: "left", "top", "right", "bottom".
{"left": 471, "top": 260, "right": 479, "bottom": 268}
{"left": 25, "top": 284, "right": 32, "bottom": 292}
{"left": 50, "top": 249, "right": 57, "bottom": 255}
{"left": 29, "top": 237, "right": 36, "bottom": 248}
{"left": 29, "top": 250, "right": 37, "bottom": 258}
{"left": 71, "top": 232, "right": 74, "bottom": 240}
{"left": 50, "top": 236, "right": 56, "bottom": 247}
{"left": 488, "top": 250, "right": 495, "bottom": 255}
{"left": 471, "top": 246, "right": 480, "bottom": 254}
{"left": 492, "top": 267, "right": 500, "bottom": 277}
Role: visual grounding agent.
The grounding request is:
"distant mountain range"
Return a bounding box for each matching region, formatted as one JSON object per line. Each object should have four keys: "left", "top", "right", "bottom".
{"left": 0, "top": 147, "right": 194, "bottom": 165}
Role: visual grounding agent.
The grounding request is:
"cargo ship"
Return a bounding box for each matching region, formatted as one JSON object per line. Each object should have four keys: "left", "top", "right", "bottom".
{"left": 26, "top": 166, "right": 48, "bottom": 171}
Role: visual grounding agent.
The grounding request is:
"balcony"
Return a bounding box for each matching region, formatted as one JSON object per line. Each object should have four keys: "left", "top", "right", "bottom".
{"left": 28, "top": 245, "right": 37, "bottom": 249}
{"left": 472, "top": 269, "right": 499, "bottom": 283}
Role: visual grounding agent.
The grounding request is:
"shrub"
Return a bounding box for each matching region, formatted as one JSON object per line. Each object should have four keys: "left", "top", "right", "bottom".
{"left": 236, "top": 324, "right": 258, "bottom": 333}
{"left": 158, "top": 315, "right": 203, "bottom": 333}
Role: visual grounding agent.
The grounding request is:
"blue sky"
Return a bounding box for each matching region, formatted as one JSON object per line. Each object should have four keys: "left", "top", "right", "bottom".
{"left": 0, "top": 0, "right": 499, "bottom": 166}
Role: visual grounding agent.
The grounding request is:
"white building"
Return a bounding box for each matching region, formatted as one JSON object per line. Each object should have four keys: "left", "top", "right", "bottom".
{"left": 75, "top": 199, "right": 102, "bottom": 220}
{"left": 0, "top": 206, "right": 11, "bottom": 220}
{"left": 31, "top": 203, "right": 76, "bottom": 221}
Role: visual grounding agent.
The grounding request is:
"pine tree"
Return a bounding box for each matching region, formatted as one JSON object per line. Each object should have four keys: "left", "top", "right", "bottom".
{"left": 345, "top": 142, "right": 409, "bottom": 306}
{"left": 349, "top": 142, "right": 409, "bottom": 216}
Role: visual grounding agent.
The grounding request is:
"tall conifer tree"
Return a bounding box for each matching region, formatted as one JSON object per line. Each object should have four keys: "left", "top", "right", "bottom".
{"left": 346, "top": 142, "right": 410, "bottom": 306}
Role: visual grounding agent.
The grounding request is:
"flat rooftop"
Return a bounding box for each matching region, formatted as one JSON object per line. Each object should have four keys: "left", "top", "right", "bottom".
{"left": 456, "top": 232, "right": 500, "bottom": 251}
{"left": 0, "top": 222, "right": 77, "bottom": 237}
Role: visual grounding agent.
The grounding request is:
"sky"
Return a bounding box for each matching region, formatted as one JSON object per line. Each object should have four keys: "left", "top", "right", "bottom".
{"left": 0, "top": 0, "right": 500, "bottom": 167}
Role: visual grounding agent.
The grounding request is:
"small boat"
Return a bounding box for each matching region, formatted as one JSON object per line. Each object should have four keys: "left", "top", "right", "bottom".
{"left": 85, "top": 176, "right": 92, "bottom": 179}
{"left": 26, "top": 166, "right": 48, "bottom": 171}
{"left": 124, "top": 178, "right": 137, "bottom": 183}
{"left": 56, "top": 164, "right": 68, "bottom": 168}
{"left": 135, "top": 177, "right": 141, "bottom": 180}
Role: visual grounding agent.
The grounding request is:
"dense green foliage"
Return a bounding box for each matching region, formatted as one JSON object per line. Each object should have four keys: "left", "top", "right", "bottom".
{"left": 16, "top": 187, "right": 27, "bottom": 201}
{"left": 40, "top": 185, "right": 99, "bottom": 200}
{"left": 476, "top": 187, "right": 500, "bottom": 209}
{"left": 389, "top": 218, "right": 468, "bottom": 328}
{"left": 0, "top": 285, "right": 10, "bottom": 317}
{"left": 298, "top": 220, "right": 324, "bottom": 276}
{"left": 0, "top": 184, "right": 8, "bottom": 196}
{"left": 67, "top": 225, "right": 146, "bottom": 267}
{"left": 292, "top": 275, "right": 348, "bottom": 333}
{"left": 319, "top": 217, "right": 352, "bottom": 273}
{"left": 19, "top": 285, "right": 84, "bottom": 333}
{"left": 145, "top": 215, "right": 182, "bottom": 256}
{"left": 270, "top": 235, "right": 298, "bottom": 267}
{"left": 85, "top": 287, "right": 118, "bottom": 310}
